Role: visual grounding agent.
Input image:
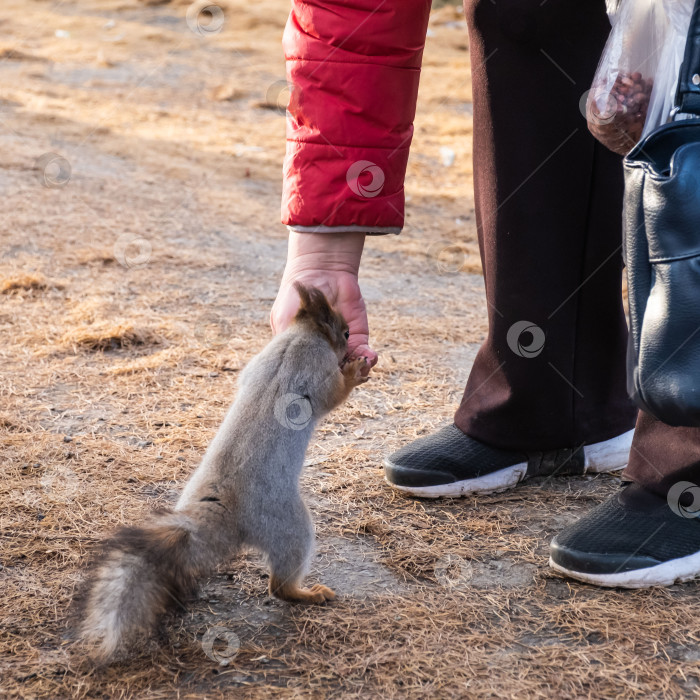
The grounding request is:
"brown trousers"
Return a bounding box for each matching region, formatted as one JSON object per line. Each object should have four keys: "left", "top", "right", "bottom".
{"left": 456, "top": 0, "right": 700, "bottom": 497}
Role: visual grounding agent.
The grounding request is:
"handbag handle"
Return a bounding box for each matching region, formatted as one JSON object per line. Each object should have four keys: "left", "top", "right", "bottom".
{"left": 675, "top": 0, "right": 700, "bottom": 116}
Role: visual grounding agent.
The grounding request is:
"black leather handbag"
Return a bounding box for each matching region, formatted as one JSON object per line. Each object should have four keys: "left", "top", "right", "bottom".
{"left": 624, "top": 0, "right": 700, "bottom": 426}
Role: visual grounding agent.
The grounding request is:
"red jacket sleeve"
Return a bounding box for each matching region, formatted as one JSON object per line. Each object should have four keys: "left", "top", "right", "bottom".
{"left": 281, "top": 0, "right": 431, "bottom": 233}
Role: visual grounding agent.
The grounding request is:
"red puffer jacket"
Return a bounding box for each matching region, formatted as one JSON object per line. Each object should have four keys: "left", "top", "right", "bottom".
{"left": 281, "top": 0, "right": 432, "bottom": 234}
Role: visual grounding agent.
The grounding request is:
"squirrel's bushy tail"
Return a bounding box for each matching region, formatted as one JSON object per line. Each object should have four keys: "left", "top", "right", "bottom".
{"left": 77, "top": 509, "right": 213, "bottom": 662}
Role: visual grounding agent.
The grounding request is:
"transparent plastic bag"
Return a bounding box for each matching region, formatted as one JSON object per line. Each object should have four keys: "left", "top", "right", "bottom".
{"left": 587, "top": 0, "right": 669, "bottom": 155}
{"left": 642, "top": 0, "right": 696, "bottom": 139}
{"left": 606, "top": 0, "right": 621, "bottom": 24}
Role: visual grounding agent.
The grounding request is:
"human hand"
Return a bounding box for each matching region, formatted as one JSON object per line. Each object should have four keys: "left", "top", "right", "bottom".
{"left": 270, "top": 232, "right": 377, "bottom": 373}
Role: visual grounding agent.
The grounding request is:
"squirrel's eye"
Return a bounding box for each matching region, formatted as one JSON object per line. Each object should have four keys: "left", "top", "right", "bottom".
{"left": 343, "top": 329, "right": 350, "bottom": 340}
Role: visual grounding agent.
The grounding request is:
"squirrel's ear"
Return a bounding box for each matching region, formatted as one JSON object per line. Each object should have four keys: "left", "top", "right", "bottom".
{"left": 293, "top": 281, "right": 312, "bottom": 310}
{"left": 293, "top": 282, "right": 333, "bottom": 322}
{"left": 292, "top": 283, "right": 341, "bottom": 345}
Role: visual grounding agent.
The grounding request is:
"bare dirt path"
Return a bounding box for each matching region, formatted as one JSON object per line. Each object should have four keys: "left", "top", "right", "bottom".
{"left": 2, "top": 1, "right": 700, "bottom": 698}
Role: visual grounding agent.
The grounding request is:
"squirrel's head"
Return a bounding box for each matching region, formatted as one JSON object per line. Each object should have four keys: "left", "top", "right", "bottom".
{"left": 292, "top": 282, "right": 349, "bottom": 360}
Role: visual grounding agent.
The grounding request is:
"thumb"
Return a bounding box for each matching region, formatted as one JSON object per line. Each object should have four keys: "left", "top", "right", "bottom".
{"left": 270, "top": 288, "right": 301, "bottom": 336}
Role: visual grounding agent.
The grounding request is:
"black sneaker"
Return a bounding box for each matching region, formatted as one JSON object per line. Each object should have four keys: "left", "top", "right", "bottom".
{"left": 383, "top": 424, "right": 633, "bottom": 498}
{"left": 550, "top": 482, "right": 700, "bottom": 588}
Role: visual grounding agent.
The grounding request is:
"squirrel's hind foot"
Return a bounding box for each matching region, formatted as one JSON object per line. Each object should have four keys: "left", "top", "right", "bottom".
{"left": 270, "top": 577, "right": 336, "bottom": 604}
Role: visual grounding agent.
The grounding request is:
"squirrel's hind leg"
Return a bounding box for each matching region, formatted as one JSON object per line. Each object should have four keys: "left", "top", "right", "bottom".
{"left": 261, "top": 504, "right": 336, "bottom": 604}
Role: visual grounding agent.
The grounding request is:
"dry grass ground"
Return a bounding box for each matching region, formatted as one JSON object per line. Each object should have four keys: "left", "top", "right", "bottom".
{"left": 1, "top": 1, "right": 700, "bottom": 698}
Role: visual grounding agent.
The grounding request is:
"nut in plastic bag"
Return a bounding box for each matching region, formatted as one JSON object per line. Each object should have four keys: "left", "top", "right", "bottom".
{"left": 587, "top": 0, "right": 668, "bottom": 155}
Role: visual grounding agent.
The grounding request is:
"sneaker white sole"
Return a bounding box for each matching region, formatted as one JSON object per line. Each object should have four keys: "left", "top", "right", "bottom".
{"left": 549, "top": 548, "right": 700, "bottom": 589}
{"left": 387, "top": 429, "right": 634, "bottom": 499}
{"left": 584, "top": 429, "right": 634, "bottom": 474}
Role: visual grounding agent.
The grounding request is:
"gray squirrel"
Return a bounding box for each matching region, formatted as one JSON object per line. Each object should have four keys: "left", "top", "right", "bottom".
{"left": 77, "top": 283, "right": 369, "bottom": 661}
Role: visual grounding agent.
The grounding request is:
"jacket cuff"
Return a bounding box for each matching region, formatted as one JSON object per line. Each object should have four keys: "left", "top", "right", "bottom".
{"left": 281, "top": 141, "right": 410, "bottom": 231}
{"left": 286, "top": 224, "right": 401, "bottom": 235}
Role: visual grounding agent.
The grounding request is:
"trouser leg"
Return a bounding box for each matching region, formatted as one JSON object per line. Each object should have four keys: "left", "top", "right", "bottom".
{"left": 455, "top": 0, "right": 637, "bottom": 451}
{"left": 623, "top": 414, "right": 700, "bottom": 497}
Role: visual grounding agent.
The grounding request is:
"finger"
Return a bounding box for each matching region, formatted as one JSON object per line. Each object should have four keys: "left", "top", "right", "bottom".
{"left": 346, "top": 342, "right": 377, "bottom": 374}
{"left": 270, "top": 289, "right": 301, "bottom": 336}
{"left": 358, "top": 348, "right": 378, "bottom": 374}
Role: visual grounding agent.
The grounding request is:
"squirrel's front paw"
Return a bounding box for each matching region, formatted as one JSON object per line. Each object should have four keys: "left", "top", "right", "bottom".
{"left": 342, "top": 356, "right": 370, "bottom": 386}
